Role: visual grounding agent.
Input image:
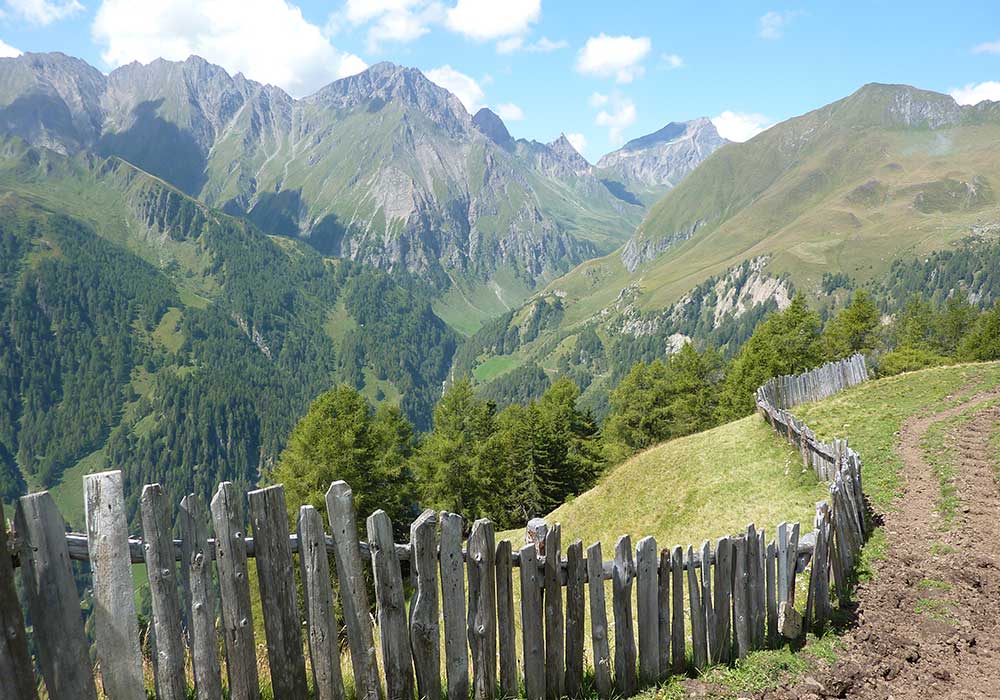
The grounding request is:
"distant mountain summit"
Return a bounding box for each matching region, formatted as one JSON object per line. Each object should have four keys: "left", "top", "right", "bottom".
{"left": 597, "top": 118, "right": 728, "bottom": 203}
{"left": 0, "top": 53, "right": 643, "bottom": 319}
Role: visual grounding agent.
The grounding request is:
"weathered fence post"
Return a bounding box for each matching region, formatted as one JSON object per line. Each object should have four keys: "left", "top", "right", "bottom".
{"left": 586, "top": 542, "right": 612, "bottom": 699}
{"left": 712, "top": 536, "right": 732, "bottom": 665}
{"left": 765, "top": 540, "right": 777, "bottom": 648}
{"left": 564, "top": 540, "right": 585, "bottom": 698}
{"left": 520, "top": 543, "right": 545, "bottom": 700}
{"left": 670, "top": 545, "right": 684, "bottom": 673}
{"left": 298, "top": 505, "right": 345, "bottom": 700}
{"left": 440, "top": 512, "right": 469, "bottom": 700}
{"left": 687, "top": 545, "right": 707, "bottom": 670}
{"left": 84, "top": 471, "right": 145, "bottom": 700}
{"left": 543, "top": 524, "right": 564, "bottom": 700}
{"left": 327, "top": 481, "right": 382, "bottom": 700}
{"left": 211, "top": 482, "right": 260, "bottom": 700}
{"left": 701, "top": 540, "right": 716, "bottom": 661}
{"left": 0, "top": 500, "right": 35, "bottom": 700}
{"left": 179, "top": 493, "right": 223, "bottom": 700}
{"left": 656, "top": 548, "right": 671, "bottom": 680}
{"left": 15, "top": 492, "right": 96, "bottom": 700}
{"left": 468, "top": 518, "right": 497, "bottom": 700}
{"left": 496, "top": 539, "right": 518, "bottom": 699}
{"left": 367, "top": 509, "right": 415, "bottom": 700}
{"left": 612, "top": 535, "right": 637, "bottom": 695}
{"left": 732, "top": 535, "right": 750, "bottom": 659}
{"left": 140, "top": 484, "right": 187, "bottom": 700}
{"left": 249, "top": 485, "right": 308, "bottom": 699}
{"left": 635, "top": 536, "right": 658, "bottom": 684}
{"left": 410, "top": 510, "right": 441, "bottom": 700}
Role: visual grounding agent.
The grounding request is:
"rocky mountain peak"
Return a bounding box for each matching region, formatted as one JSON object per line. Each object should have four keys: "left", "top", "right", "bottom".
{"left": 305, "top": 61, "right": 470, "bottom": 133}
{"left": 472, "top": 107, "right": 514, "bottom": 150}
{"left": 547, "top": 133, "right": 590, "bottom": 168}
{"left": 597, "top": 118, "right": 727, "bottom": 195}
{"left": 841, "top": 83, "right": 965, "bottom": 129}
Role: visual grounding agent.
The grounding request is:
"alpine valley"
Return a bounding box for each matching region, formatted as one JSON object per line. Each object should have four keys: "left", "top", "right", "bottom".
{"left": 1, "top": 50, "right": 999, "bottom": 519}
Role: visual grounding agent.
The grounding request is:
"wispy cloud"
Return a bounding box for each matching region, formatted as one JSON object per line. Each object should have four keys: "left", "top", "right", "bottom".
{"left": 593, "top": 93, "right": 637, "bottom": 145}
{"left": 576, "top": 33, "right": 651, "bottom": 83}
{"left": 660, "top": 53, "right": 683, "bottom": 70}
{"left": 426, "top": 64, "right": 485, "bottom": 111}
{"left": 759, "top": 10, "right": 802, "bottom": 40}
{"left": 496, "top": 35, "right": 568, "bottom": 54}
{"left": 972, "top": 38, "right": 1000, "bottom": 55}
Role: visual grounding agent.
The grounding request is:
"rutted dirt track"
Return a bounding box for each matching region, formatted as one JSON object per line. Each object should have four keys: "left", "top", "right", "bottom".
{"left": 761, "top": 391, "right": 1000, "bottom": 699}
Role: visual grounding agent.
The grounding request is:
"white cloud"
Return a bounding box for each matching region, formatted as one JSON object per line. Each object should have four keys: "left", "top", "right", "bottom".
{"left": 425, "top": 64, "right": 484, "bottom": 111}
{"left": 497, "top": 35, "right": 568, "bottom": 54}
{"left": 6, "top": 0, "right": 83, "bottom": 25}
{"left": 0, "top": 38, "right": 21, "bottom": 57}
{"left": 337, "top": 0, "right": 445, "bottom": 51}
{"left": 949, "top": 81, "right": 1000, "bottom": 106}
{"left": 588, "top": 92, "right": 609, "bottom": 107}
{"left": 495, "top": 102, "right": 523, "bottom": 121}
{"left": 711, "top": 111, "right": 773, "bottom": 142}
{"left": 92, "top": 0, "right": 367, "bottom": 98}
{"left": 576, "top": 33, "right": 651, "bottom": 83}
{"left": 661, "top": 53, "right": 683, "bottom": 69}
{"left": 565, "top": 132, "right": 586, "bottom": 154}
{"left": 446, "top": 0, "right": 540, "bottom": 41}
{"left": 972, "top": 39, "right": 1000, "bottom": 55}
{"left": 594, "top": 95, "right": 636, "bottom": 145}
{"left": 759, "top": 10, "right": 801, "bottom": 40}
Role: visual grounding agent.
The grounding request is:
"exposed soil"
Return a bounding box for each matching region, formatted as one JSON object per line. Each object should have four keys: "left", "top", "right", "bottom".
{"left": 735, "top": 391, "right": 1000, "bottom": 699}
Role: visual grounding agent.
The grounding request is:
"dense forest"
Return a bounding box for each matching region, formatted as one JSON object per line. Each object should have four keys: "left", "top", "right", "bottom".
{"left": 0, "top": 195, "right": 457, "bottom": 511}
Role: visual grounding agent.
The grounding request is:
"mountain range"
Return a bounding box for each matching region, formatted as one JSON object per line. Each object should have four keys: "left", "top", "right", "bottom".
{"left": 2, "top": 49, "right": 998, "bottom": 516}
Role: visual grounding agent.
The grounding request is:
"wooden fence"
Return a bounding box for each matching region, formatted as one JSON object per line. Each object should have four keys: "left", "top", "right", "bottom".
{"left": 756, "top": 354, "right": 869, "bottom": 411}
{"left": 1, "top": 357, "right": 872, "bottom": 700}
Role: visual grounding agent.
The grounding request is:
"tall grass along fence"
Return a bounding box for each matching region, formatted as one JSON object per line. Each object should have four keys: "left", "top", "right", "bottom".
{"left": 2, "top": 358, "right": 871, "bottom": 700}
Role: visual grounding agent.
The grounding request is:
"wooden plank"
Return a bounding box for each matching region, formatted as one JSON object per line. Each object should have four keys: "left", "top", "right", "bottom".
{"left": 140, "top": 484, "right": 187, "bottom": 700}
{"left": 732, "top": 535, "right": 750, "bottom": 659}
{"left": 765, "top": 540, "right": 777, "bottom": 649}
{"left": 543, "top": 524, "right": 564, "bottom": 700}
{"left": 496, "top": 540, "right": 518, "bottom": 699}
{"left": 656, "top": 549, "right": 670, "bottom": 680}
{"left": 586, "top": 542, "right": 612, "bottom": 700}
{"left": 564, "top": 540, "right": 585, "bottom": 699}
{"left": 410, "top": 510, "right": 441, "bottom": 700}
{"left": 712, "top": 537, "right": 732, "bottom": 665}
{"left": 84, "top": 471, "right": 144, "bottom": 700}
{"left": 468, "top": 519, "right": 497, "bottom": 700}
{"left": 179, "top": 493, "right": 223, "bottom": 700}
{"left": 249, "top": 486, "right": 308, "bottom": 699}
{"left": 326, "top": 481, "right": 382, "bottom": 700}
{"left": 367, "top": 509, "right": 414, "bottom": 700}
{"left": 700, "top": 540, "right": 715, "bottom": 663}
{"left": 15, "top": 492, "right": 96, "bottom": 700}
{"left": 775, "top": 522, "right": 789, "bottom": 607}
{"left": 786, "top": 523, "right": 801, "bottom": 607}
{"left": 670, "top": 545, "right": 684, "bottom": 673}
{"left": 298, "top": 505, "right": 345, "bottom": 700}
{"left": 687, "top": 545, "right": 707, "bottom": 670}
{"left": 755, "top": 530, "right": 767, "bottom": 649}
{"left": 0, "top": 499, "right": 36, "bottom": 700}
{"left": 519, "top": 544, "right": 545, "bottom": 700}
{"left": 612, "top": 535, "right": 637, "bottom": 696}
{"left": 635, "top": 536, "right": 658, "bottom": 685}
{"left": 210, "top": 482, "right": 260, "bottom": 700}
{"left": 439, "top": 512, "right": 469, "bottom": 700}
{"left": 744, "top": 525, "right": 759, "bottom": 651}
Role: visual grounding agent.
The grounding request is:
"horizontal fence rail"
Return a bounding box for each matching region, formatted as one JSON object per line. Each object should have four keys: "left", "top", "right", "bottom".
{"left": 1, "top": 356, "right": 874, "bottom": 700}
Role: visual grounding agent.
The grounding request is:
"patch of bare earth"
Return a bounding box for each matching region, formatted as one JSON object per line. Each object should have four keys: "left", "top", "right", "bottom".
{"left": 746, "top": 391, "right": 1000, "bottom": 700}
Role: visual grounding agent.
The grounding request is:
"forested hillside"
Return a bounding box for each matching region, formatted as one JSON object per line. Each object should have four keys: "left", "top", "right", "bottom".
{"left": 0, "top": 145, "right": 456, "bottom": 515}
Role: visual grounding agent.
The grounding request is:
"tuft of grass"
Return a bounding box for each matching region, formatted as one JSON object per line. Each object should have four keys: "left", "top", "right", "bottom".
{"left": 856, "top": 527, "right": 888, "bottom": 583}
{"left": 916, "top": 578, "right": 952, "bottom": 591}
{"left": 929, "top": 541, "right": 957, "bottom": 556}
{"left": 915, "top": 597, "right": 957, "bottom": 624}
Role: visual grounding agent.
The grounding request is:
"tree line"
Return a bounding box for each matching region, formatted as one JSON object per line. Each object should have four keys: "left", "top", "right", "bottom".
{"left": 274, "top": 287, "right": 1000, "bottom": 533}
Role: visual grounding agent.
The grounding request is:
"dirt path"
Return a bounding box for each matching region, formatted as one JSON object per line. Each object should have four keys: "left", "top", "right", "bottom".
{"left": 761, "top": 391, "right": 1000, "bottom": 700}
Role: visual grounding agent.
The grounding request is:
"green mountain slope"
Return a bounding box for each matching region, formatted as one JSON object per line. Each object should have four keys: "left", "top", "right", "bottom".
{"left": 457, "top": 84, "right": 1000, "bottom": 412}
{"left": 0, "top": 138, "right": 456, "bottom": 519}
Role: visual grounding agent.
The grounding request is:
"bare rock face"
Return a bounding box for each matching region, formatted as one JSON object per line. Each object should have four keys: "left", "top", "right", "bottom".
{"left": 472, "top": 107, "right": 515, "bottom": 151}
{"left": 598, "top": 118, "right": 727, "bottom": 193}
{"left": 778, "top": 601, "right": 803, "bottom": 638}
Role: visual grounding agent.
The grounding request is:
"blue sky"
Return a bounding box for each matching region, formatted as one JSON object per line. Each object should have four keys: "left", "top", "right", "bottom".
{"left": 2, "top": 0, "right": 999, "bottom": 159}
